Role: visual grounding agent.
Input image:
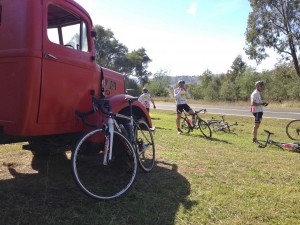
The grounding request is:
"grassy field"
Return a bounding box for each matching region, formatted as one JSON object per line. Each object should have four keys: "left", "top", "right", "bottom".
{"left": 0, "top": 110, "right": 300, "bottom": 225}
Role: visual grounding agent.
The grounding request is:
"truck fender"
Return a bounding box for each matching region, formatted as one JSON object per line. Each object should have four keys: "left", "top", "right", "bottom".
{"left": 107, "top": 94, "right": 152, "bottom": 128}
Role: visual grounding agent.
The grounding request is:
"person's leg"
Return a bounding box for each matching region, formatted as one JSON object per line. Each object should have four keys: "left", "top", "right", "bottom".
{"left": 252, "top": 123, "right": 260, "bottom": 141}
{"left": 252, "top": 112, "right": 262, "bottom": 142}
{"left": 176, "top": 105, "right": 183, "bottom": 133}
{"left": 187, "top": 109, "right": 195, "bottom": 121}
{"left": 176, "top": 113, "right": 181, "bottom": 129}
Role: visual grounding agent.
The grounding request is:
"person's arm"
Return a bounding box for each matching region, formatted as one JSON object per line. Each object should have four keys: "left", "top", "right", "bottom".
{"left": 138, "top": 95, "right": 142, "bottom": 102}
{"left": 151, "top": 99, "right": 156, "bottom": 108}
{"left": 185, "top": 90, "right": 191, "bottom": 98}
{"left": 252, "top": 102, "right": 268, "bottom": 106}
{"left": 174, "top": 88, "right": 181, "bottom": 99}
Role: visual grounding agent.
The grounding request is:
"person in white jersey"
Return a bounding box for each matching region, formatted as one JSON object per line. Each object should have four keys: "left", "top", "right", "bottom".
{"left": 138, "top": 88, "right": 156, "bottom": 112}
{"left": 251, "top": 81, "right": 268, "bottom": 143}
{"left": 174, "top": 80, "right": 195, "bottom": 134}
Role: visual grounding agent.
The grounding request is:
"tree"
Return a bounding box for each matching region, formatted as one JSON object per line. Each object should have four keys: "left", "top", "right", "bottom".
{"left": 227, "top": 55, "right": 247, "bottom": 82}
{"left": 200, "top": 69, "right": 213, "bottom": 87}
{"left": 93, "top": 25, "right": 152, "bottom": 78}
{"left": 146, "top": 69, "right": 171, "bottom": 97}
{"left": 93, "top": 25, "right": 130, "bottom": 73}
{"left": 126, "top": 48, "right": 152, "bottom": 86}
{"left": 236, "top": 67, "right": 259, "bottom": 101}
{"left": 124, "top": 77, "right": 141, "bottom": 97}
{"left": 245, "top": 0, "right": 300, "bottom": 78}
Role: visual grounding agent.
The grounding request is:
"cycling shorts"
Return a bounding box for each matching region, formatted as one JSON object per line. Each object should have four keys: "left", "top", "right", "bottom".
{"left": 176, "top": 104, "right": 191, "bottom": 114}
{"left": 253, "top": 112, "right": 263, "bottom": 123}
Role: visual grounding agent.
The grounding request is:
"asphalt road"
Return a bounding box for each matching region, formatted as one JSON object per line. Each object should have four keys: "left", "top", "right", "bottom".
{"left": 155, "top": 103, "right": 300, "bottom": 120}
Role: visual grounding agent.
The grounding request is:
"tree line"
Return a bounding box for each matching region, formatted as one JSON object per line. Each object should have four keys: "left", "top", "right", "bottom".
{"left": 146, "top": 56, "right": 300, "bottom": 102}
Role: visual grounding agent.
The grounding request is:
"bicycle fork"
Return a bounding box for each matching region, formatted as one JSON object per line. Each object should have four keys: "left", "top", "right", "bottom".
{"left": 103, "top": 117, "right": 114, "bottom": 165}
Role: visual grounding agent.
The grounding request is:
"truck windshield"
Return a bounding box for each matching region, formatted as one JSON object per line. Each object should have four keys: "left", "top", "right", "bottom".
{"left": 47, "top": 4, "right": 88, "bottom": 52}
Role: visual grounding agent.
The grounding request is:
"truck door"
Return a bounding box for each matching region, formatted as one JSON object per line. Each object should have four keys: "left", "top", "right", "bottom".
{"left": 40, "top": 1, "right": 98, "bottom": 133}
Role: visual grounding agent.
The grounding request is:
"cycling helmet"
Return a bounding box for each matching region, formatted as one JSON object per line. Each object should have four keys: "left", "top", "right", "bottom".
{"left": 142, "top": 88, "right": 148, "bottom": 93}
{"left": 178, "top": 80, "right": 185, "bottom": 85}
{"left": 255, "top": 81, "right": 265, "bottom": 86}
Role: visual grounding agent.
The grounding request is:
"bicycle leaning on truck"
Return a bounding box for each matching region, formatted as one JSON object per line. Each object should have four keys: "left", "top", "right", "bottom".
{"left": 71, "top": 97, "right": 155, "bottom": 200}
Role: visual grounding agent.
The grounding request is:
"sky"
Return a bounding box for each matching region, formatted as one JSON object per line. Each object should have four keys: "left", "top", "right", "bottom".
{"left": 75, "top": 0, "right": 279, "bottom": 76}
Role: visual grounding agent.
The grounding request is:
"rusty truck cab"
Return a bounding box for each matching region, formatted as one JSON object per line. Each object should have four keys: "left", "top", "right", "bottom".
{"left": 0, "top": 0, "right": 151, "bottom": 151}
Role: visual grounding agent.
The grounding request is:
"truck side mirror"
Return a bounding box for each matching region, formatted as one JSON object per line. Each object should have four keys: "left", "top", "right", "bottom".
{"left": 91, "top": 30, "right": 97, "bottom": 38}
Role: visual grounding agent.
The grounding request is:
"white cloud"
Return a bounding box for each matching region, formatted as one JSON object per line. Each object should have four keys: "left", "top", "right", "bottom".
{"left": 187, "top": 2, "right": 197, "bottom": 16}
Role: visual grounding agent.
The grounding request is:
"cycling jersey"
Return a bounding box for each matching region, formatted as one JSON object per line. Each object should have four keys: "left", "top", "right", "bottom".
{"left": 174, "top": 87, "right": 191, "bottom": 105}
{"left": 250, "top": 89, "right": 263, "bottom": 113}
{"left": 138, "top": 93, "right": 152, "bottom": 108}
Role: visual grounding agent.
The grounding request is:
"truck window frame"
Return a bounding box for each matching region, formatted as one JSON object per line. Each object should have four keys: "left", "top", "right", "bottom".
{"left": 47, "top": 4, "right": 89, "bottom": 52}
{"left": 0, "top": 5, "right": 2, "bottom": 26}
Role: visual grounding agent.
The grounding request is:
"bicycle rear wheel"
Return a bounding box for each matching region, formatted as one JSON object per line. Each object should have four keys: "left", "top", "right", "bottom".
{"left": 134, "top": 120, "right": 155, "bottom": 172}
{"left": 198, "top": 119, "right": 212, "bottom": 138}
{"left": 180, "top": 117, "right": 191, "bottom": 133}
{"left": 71, "top": 129, "right": 137, "bottom": 200}
{"left": 286, "top": 119, "right": 300, "bottom": 141}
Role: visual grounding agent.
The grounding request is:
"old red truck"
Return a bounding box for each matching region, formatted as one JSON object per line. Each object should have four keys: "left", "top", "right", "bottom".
{"left": 0, "top": 0, "right": 151, "bottom": 153}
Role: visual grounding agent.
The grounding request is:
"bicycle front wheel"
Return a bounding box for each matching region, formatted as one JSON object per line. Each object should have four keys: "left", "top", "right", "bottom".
{"left": 71, "top": 129, "right": 137, "bottom": 200}
{"left": 209, "top": 121, "right": 221, "bottom": 132}
{"left": 134, "top": 120, "right": 155, "bottom": 172}
{"left": 286, "top": 119, "right": 300, "bottom": 141}
{"left": 198, "top": 119, "right": 212, "bottom": 138}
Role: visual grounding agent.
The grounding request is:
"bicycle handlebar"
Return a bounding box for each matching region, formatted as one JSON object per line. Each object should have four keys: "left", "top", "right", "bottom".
{"left": 76, "top": 97, "right": 139, "bottom": 127}
{"left": 195, "top": 109, "right": 206, "bottom": 114}
{"left": 75, "top": 109, "right": 97, "bottom": 128}
{"left": 92, "top": 97, "right": 115, "bottom": 117}
{"left": 75, "top": 97, "right": 114, "bottom": 128}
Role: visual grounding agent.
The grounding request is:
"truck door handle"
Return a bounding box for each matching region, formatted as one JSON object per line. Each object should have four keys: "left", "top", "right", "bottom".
{"left": 44, "top": 53, "right": 58, "bottom": 60}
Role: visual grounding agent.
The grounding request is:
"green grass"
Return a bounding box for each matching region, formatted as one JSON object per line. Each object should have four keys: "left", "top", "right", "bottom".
{"left": 1, "top": 110, "right": 300, "bottom": 225}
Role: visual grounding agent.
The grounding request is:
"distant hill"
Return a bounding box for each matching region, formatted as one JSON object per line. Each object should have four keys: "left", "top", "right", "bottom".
{"left": 169, "top": 75, "right": 200, "bottom": 87}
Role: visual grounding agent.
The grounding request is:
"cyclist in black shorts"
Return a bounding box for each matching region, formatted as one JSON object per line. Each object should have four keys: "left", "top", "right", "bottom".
{"left": 250, "top": 81, "right": 268, "bottom": 143}
{"left": 174, "top": 80, "right": 195, "bottom": 134}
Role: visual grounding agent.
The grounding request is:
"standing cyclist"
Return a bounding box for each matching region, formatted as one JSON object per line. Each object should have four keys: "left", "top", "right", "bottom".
{"left": 250, "top": 81, "right": 268, "bottom": 143}
{"left": 174, "top": 80, "right": 195, "bottom": 134}
{"left": 138, "top": 88, "right": 156, "bottom": 112}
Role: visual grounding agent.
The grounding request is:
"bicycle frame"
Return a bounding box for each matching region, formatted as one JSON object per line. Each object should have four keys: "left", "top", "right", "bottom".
{"left": 94, "top": 101, "right": 135, "bottom": 165}
{"left": 207, "top": 115, "right": 226, "bottom": 125}
{"left": 207, "top": 115, "right": 238, "bottom": 132}
{"left": 258, "top": 130, "right": 300, "bottom": 152}
{"left": 182, "top": 109, "right": 206, "bottom": 129}
{"left": 93, "top": 97, "right": 153, "bottom": 166}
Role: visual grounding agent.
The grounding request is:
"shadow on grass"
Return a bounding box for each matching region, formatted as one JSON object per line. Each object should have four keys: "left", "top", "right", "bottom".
{"left": 154, "top": 126, "right": 172, "bottom": 131}
{"left": 150, "top": 117, "right": 161, "bottom": 120}
{"left": 0, "top": 150, "right": 194, "bottom": 225}
{"left": 179, "top": 132, "right": 232, "bottom": 144}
